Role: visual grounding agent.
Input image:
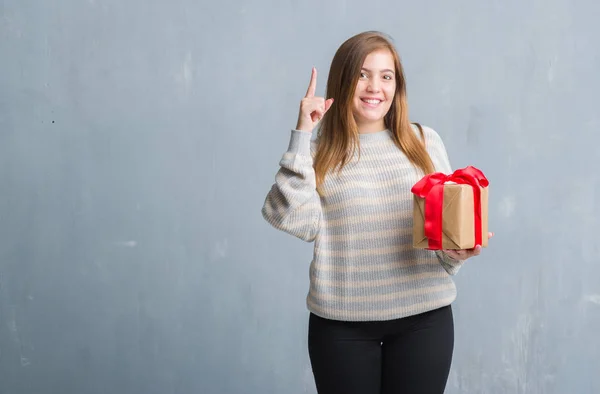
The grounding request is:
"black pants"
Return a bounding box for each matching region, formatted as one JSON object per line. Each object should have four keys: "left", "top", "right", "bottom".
{"left": 308, "top": 305, "right": 454, "bottom": 394}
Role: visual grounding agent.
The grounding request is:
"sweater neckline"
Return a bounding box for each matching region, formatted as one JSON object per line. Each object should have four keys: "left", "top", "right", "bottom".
{"left": 359, "top": 129, "right": 393, "bottom": 142}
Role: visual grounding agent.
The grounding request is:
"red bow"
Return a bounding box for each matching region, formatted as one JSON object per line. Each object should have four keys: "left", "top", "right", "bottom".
{"left": 411, "top": 166, "right": 489, "bottom": 250}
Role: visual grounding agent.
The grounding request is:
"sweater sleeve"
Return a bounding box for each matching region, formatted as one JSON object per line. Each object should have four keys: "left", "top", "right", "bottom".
{"left": 435, "top": 250, "right": 464, "bottom": 275}
{"left": 261, "top": 130, "right": 322, "bottom": 242}
{"left": 421, "top": 125, "right": 466, "bottom": 275}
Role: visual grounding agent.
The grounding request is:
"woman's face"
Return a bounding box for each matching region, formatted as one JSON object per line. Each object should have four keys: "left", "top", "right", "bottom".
{"left": 351, "top": 49, "right": 396, "bottom": 133}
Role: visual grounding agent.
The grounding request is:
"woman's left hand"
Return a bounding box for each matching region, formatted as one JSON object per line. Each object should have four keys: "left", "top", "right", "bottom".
{"left": 443, "top": 232, "right": 494, "bottom": 260}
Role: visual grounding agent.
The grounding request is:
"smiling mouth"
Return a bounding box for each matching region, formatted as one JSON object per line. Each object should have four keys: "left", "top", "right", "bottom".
{"left": 361, "top": 98, "right": 383, "bottom": 106}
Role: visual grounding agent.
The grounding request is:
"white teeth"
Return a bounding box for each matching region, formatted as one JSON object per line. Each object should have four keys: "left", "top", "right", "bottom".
{"left": 363, "top": 99, "right": 381, "bottom": 104}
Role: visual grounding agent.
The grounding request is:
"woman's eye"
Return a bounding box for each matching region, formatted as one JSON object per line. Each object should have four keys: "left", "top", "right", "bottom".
{"left": 383, "top": 75, "right": 392, "bottom": 80}
{"left": 360, "top": 72, "right": 368, "bottom": 78}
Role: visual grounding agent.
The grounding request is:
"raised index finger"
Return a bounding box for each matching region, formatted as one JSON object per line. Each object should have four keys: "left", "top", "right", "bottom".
{"left": 305, "top": 67, "right": 317, "bottom": 97}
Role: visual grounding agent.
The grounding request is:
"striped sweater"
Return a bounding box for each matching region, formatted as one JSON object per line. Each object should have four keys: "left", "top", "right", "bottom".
{"left": 262, "top": 125, "right": 464, "bottom": 322}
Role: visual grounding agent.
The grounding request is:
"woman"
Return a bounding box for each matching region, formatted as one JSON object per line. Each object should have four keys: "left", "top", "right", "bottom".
{"left": 262, "top": 31, "right": 492, "bottom": 394}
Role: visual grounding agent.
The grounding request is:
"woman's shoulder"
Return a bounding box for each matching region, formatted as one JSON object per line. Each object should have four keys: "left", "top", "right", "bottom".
{"left": 411, "top": 123, "right": 444, "bottom": 144}
{"left": 411, "top": 123, "right": 450, "bottom": 167}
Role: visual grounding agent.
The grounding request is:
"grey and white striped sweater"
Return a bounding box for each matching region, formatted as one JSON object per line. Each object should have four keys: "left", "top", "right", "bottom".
{"left": 262, "top": 125, "right": 464, "bottom": 322}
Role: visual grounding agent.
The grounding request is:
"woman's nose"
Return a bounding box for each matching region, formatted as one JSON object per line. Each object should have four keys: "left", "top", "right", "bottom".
{"left": 367, "top": 79, "right": 381, "bottom": 92}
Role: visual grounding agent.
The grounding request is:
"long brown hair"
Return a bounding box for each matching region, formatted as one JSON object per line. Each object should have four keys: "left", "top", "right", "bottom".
{"left": 314, "top": 31, "right": 435, "bottom": 193}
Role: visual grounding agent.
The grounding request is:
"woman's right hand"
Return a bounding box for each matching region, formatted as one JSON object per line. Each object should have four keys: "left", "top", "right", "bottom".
{"left": 295, "top": 67, "right": 334, "bottom": 132}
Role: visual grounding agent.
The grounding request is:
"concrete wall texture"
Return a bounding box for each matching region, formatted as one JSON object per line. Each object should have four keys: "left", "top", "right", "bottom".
{"left": 1, "top": 0, "right": 599, "bottom": 393}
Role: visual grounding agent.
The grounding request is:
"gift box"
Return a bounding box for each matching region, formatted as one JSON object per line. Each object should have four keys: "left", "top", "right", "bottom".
{"left": 411, "top": 166, "right": 489, "bottom": 250}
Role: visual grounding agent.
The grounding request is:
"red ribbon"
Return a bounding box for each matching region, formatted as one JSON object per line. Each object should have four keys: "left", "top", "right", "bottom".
{"left": 411, "top": 166, "right": 489, "bottom": 250}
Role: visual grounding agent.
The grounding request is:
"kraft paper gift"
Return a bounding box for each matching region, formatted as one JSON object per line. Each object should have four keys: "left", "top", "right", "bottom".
{"left": 411, "top": 166, "right": 489, "bottom": 250}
